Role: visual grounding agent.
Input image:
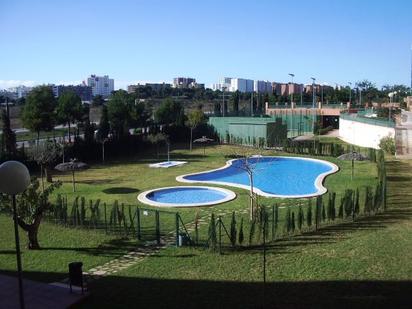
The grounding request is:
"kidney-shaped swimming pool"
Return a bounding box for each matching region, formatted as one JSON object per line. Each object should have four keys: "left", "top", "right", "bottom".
{"left": 176, "top": 156, "right": 339, "bottom": 198}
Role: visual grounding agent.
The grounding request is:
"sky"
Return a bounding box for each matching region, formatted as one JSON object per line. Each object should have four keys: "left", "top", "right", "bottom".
{"left": 1, "top": 0, "right": 412, "bottom": 90}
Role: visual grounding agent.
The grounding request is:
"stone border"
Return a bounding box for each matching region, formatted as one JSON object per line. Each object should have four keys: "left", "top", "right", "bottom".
{"left": 176, "top": 156, "right": 339, "bottom": 198}
{"left": 137, "top": 186, "right": 236, "bottom": 207}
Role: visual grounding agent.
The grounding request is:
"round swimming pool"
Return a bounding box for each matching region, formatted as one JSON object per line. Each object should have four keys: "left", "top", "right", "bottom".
{"left": 137, "top": 186, "right": 236, "bottom": 207}
{"left": 177, "top": 156, "right": 339, "bottom": 198}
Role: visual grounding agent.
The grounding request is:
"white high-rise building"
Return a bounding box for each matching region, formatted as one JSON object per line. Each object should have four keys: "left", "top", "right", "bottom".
{"left": 254, "top": 80, "right": 272, "bottom": 93}
{"left": 211, "top": 77, "right": 232, "bottom": 91}
{"left": 230, "top": 78, "right": 254, "bottom": 93}
{"left": 7, "top": 85, "right": 32, "bottom": 98}
{"left": 87, "top": 74, "right": 114, "bottom": 98}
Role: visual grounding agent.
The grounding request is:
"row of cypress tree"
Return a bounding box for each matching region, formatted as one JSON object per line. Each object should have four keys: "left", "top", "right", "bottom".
{"left": 206, "top": 180, "right": 387, "bottom": 249}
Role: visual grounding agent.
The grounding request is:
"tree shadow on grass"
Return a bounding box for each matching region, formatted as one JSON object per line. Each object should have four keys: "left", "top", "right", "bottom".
{"left": 226, "top": 206, "right": 412, "bottom": 255}
{"left": 102, "top": 187, "right": 139, "bottom": 194}
{"left": 0, "top": 250, "right": 18, "bottom": 255}
{"left": 37, "top": 238, "right": 139, "bottom": 258}
{"left": 68, "top": 179, "right": 117, "bottom": 185}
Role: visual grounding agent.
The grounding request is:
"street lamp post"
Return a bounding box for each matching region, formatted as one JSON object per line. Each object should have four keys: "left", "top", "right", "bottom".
{"left": 311, "top": 77, "right": 316, "bottom": 148}
{"left": 388, "top": 92, "right": 396, "bottom": 121}
{"left": 0, "top": 161, "right": 31, "bottom": 309}
{"left": 321, "top": 84, "right": 324, "bottom": 106}
{"left": 311, "top": 77, "right": 316, "bottom": 109}
{"left": 251, "top": 91, "right": 254, "bottom": 117}
{"left": 300, "top": 86, "right": 303, "bottom": 106}
{"left": 359, "top": 88, "right": 362, "bottom": 106}
{"left": 348, "top": 82, "right": 352, "bottom": 106}
{"left": 100, "top": 133, "right": 112, "bottom": 164}
{"left": 222, "top": 86, "right": 226, "bottom": 117}
{"left": 288, "top": 73, "right": 295, "bottom": 105}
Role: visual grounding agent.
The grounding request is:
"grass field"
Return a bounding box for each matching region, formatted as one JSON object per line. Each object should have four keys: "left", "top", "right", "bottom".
{"left": 1, "top": 144, "right": 408, "bottom": 308}
{"left": 79, "top": 158, "right": 412, "bottom": 308}
{"left": 0, "top": 215, "right": 138, "bottom": 283}
{"left": 50, "top": 144, "right": 377, "bottom": 223}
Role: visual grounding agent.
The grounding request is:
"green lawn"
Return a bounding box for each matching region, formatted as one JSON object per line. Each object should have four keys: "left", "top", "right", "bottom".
{"left": 2, "top": 145, "right": 408, "bottom": 308}
{"left": 78, "top": 158, "right": 412, "bottom": 308}
{"left": 50, "top": 144, "right": 377, "bottom": 229}
{"left": 0, "top": 215, "right": 139, "bottom": 283}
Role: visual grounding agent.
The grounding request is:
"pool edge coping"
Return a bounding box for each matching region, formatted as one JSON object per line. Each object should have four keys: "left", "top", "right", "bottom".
{"left": 137, "top": 185, "right": 237, "bottom": 207}
{"left": 176, "top": 156, "right": 339, "bottom": 198}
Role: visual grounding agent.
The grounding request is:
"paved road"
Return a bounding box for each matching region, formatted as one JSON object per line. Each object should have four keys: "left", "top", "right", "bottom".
{"left": 17, "top": 134, "right": 84, "bottom": 148}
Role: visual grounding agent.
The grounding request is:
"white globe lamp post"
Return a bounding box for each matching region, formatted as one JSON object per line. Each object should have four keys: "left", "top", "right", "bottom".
{"left": 0, "top": 161, "right": 31, "bottom": 309}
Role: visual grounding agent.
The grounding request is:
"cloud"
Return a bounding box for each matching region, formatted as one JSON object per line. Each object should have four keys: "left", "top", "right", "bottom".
{"left": 55, "top": 80, "right": 83, "bottom": 86}
{"left": 0, "top": 80, "right": 38, "bottom": 89}
{"left": 0, "top": 79, "right": 173, "bottom": 91}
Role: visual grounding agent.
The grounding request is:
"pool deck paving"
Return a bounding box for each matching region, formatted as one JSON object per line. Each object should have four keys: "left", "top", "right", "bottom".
{"left": 0, "top": 274, "right": 88, "bottom": 309}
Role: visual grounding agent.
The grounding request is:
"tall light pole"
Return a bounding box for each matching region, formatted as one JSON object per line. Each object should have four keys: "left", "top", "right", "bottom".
{"left": 288, "top": 73, "right": 295, "bottom": 105}
{"left": 388, "top": 92, "right": 395, "bottom": 121}
{"left": 321, "top": 83, "right": 324, "bottom": 106}
{"left": 348, "top": 82, "right": 352, "bottom": 106}
{"left": 300, "top": 86, "right": 303, "bottom": 106}
{"left": 222, "top": 86, "right": 226, "bottom": 117}
{"left": 311, "top": 77, "right": 316, "bottom": 108}
{"left": 0, "top": 161, "right": 31, "bottom": 309}
{"left": 359, "top": 88, "right": 362, "bottom": 106}
{"left": 311, "top": 77, "right": 316, "bottom": 142}
{"left": 251, "top": 91, "right": 254, "bottom": 117}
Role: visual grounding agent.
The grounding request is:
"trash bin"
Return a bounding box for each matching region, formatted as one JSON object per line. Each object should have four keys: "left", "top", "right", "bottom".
{"left": 178, "top": 233, "right": 190, "bottom": 247}
{"left": 69, "top": 262, "right": 84, "bottom": 293}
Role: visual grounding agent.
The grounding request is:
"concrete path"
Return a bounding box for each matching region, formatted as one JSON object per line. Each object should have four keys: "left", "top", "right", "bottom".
{"left": 76, "top": 208, "right": 250, "bottom": 282}
{"left": 0, "top": 274, "right": 87, "bottom": 309}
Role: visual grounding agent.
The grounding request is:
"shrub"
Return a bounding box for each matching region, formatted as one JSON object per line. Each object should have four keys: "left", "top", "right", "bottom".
{"left": 230, "top": 212, "right": 237, "bottom": 247}
{"left": 208, "top": 214, "right": 217, "bottom": 251}
{"left": 272, "top": 204, "right": 279, "bottom": 240}
{"left": 379, "top": 136, "right": 395, "bottom": 155}
{"left": 297, "top": 205, "right": 304, "bottom": 231}
{"left": 306, "top": 200, "right": 313, "bottom": 228}
{"left": 238, "top": 218, "right": 244, "bottom": 245}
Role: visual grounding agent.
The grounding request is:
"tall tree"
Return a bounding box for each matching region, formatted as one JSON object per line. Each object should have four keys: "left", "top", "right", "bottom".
{"left": 130, "top": 100, "right": 151, "bottom": 129}
{"left": 22, "top": 86, "right": 56, "bottom": 141}
{"left": 155, "top": 98, "right": 185, "bottom": 126}
{"left": 107, "top": 90, "right": 133, "bottom": 138}
{"left": 187, "top": 109, "right": 205, "bottom": 151}
{"left": 231, "top": 91, "right": 240, "bottom": 115}
{"left": 83, "top": 118, "right": 95, "bottom": 145}
{"left": 29, "top": 139, "right": 61, "bottom": 188}
{"left": 147, "top": 132, "right": 167, "bottom": 158}
{"left": 96, "top": 105, "right": 110, "bottom": 141}
{"left": 56, "top": 91, "right": 83, "bottom": 143}
{"left": 92, "top": 95, "right": 105, "bottom": 106}
{"left": 356, "top": 80, "right": 378, "bottom": 105}
{"left": 1, "top": 107, "right": 17, "bottom": 157}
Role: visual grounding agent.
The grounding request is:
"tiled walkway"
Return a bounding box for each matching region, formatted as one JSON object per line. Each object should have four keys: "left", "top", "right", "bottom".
{"left": 0, "top": 274, "right": 87, "bottom": 309}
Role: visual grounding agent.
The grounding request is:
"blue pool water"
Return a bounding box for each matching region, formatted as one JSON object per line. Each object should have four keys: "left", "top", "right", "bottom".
{"left": 178, "top": 156, "right": 337, "bottom": 198}
{"left": 144, "top": 187, "right": 233, "bottom": 205}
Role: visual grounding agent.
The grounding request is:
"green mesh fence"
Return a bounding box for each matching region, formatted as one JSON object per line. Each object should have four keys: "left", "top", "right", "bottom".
{"left": 209, "top": 113, "right": 319, "bottom": 143}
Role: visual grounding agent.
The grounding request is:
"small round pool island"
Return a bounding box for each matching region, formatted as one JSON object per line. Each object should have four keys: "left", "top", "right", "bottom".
{"left": 138, "top": 186, "right": 236, "bottom": 207}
